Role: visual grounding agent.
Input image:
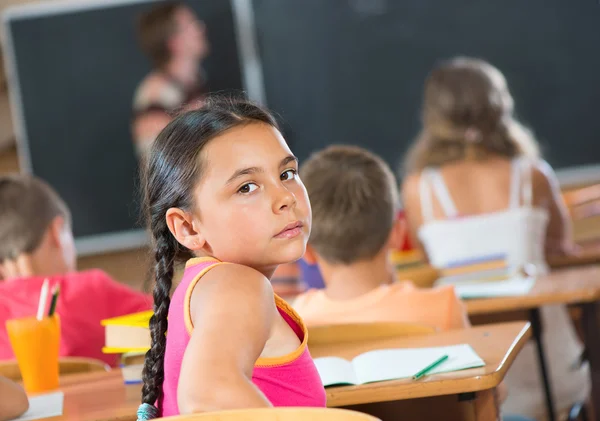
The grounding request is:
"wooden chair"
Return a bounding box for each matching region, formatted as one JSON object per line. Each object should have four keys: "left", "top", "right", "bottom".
{"left": 308, "top": 322, "right": 437, "bottom": 348}
{"left": 0, "top": 356, "right": 110, "bottom": 381}
{"left": 157, "top": 408, "right": 380, "bottom": 420}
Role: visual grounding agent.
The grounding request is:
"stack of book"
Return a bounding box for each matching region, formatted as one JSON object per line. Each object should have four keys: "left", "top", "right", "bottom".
{"left": 434, "top": 254, "right": 535, "bottom": 299}
{"left": 437, "top": 254, "right": 510, "bottom": 285}
{"left": 102, "top": 311, "right": 152, "bottom": 384}
{"left": 102, "top": 310, "right": 152, "bottom": 354}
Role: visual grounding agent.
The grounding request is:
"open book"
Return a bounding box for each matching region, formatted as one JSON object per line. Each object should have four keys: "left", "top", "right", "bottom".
{"left": 314, "top": 344, "right": 485, "bottom": 387}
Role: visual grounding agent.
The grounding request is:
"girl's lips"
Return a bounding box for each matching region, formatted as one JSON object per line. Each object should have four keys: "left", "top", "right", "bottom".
{"left": 274, "top": 221, "right": 303, "bottom": 238}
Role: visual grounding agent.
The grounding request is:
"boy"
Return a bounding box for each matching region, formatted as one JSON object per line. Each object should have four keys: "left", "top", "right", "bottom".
{"left": 293, "top": 146, "right": 469, "bottom": 331}
{"left": 0, "top": 174, "right": 151, "bottom": 366}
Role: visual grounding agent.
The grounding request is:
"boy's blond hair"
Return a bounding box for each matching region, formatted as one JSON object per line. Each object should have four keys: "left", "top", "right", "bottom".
{"left": 0, "top": 174, "right": 70, "bottom": 261}
{"left": 300, "top": 145, "right": 399, "bottom": 264}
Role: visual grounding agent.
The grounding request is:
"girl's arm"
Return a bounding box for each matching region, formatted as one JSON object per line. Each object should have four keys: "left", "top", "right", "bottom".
{"left": 532, "top": 160, "right": 576, "bottom": 257}
{"left": 177, "top": 264, "right": 275, "bottom": 414}
{"left": 401, "top": 174, "right": 429, "bottom": 259}
{"left": 0, "top": 376, "right": 29, "bottom": 421}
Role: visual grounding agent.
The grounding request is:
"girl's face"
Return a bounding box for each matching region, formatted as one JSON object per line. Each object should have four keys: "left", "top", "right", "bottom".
{"left": 191, "top": 123, "right": 311, "bottom": 273}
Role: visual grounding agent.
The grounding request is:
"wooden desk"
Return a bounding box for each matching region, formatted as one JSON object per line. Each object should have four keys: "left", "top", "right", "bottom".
{"left": 465, "top": 265, "right": 600, "bottom": 421}
{"left": 43, "top": 322, "right": 529, "bottom": 421}
{"left": 310, "top": 322, "right": 530, "bottom": 408}
{"left": 465, "top": 265, "right": 600, "bottom": 315}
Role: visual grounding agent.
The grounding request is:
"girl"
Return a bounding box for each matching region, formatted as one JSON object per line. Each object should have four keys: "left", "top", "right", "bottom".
{"left": 136, "top": 98, "right": 326, "bottom": 419}
{"left": 401, "top": 57, "right": 587, "bottom": 421}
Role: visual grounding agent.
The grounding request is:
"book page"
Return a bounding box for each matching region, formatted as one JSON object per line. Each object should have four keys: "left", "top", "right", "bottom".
{"left": 313, "top": 356, "right": 359, "bottom": 387}
{"left": 443, "top": 276, "right": 536, "bottom": 299}
{"left": 351, "top": 344, "right": 485, "bottom": 384}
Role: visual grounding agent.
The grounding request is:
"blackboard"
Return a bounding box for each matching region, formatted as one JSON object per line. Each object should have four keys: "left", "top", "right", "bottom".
{"left": 4, "top": 0, "right": 600, "bottom": 255}
{"left": 3, "top": 0, "right": 245, "bottom": 254}
{"left": 253, "top": 0, "right": 600, "bottom": 181}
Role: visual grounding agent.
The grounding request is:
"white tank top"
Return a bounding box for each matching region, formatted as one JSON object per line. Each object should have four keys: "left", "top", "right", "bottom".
{"left": 418, "top": 157, "right": 549, "bottom": 274}
{"left": 416, "top": 158, "right": 589, "bottom": 419}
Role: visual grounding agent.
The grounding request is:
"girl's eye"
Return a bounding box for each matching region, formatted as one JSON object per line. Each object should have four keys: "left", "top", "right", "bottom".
{"left": 238, "top": 183, "right": 258, "bottom": 194}
{"left": 281, "top": 169, "right": 297, "bottom": 181}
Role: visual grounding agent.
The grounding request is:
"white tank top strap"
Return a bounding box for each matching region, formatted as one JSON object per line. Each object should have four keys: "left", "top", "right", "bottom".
{"left": 430, "top": 170, "right": 458, "bottom": 218}
{"left": 419, "top": 168, "right": 458, "bottom": 222}
{"left": 509, "top": 158, "right": 522, "bottom": 209}
{"left": 419, "top": 168, "right": 435, "bottom": 223}
{"left": 521, "top": 158, "right": 533, "bottom": 207}
{"left": 509, "top": 157, "right": 533, "bottom": 209}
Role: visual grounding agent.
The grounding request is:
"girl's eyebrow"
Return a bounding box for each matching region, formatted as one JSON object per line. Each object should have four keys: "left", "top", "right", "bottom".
{"left": 225, "top": 166, "right": 262, "bottom": 186}
{"left": 225, "top": 155, "right": 298, "bottom": 186}
{"left": 280, "top": 155, "right": 298, "bottom": 167}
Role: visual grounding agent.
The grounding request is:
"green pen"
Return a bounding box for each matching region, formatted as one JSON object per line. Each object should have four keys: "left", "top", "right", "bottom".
{"left": 412, "top": 354, "right": 449, "bottom": 380}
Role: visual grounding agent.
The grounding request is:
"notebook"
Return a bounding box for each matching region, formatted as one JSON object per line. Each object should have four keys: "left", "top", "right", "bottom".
{"left": 314, "top": 344, "right": 485, "bottom": 387}
{"left": 101, "top": 310, "right": 152, "bottom": 353}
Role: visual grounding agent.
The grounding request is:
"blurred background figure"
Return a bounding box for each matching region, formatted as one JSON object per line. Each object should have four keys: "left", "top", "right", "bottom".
{"left": 401, "top": 57, "right": 587, "bottom": 420}
{"left": 132, "top": 1, "right": 210, "bottom": 157}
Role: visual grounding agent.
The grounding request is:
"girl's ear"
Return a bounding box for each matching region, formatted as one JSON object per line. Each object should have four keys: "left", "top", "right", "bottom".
{"left": 165, "top": 207, "right": 206, "bottom": 251}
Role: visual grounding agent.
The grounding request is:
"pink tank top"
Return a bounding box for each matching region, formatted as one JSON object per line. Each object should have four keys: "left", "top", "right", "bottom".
{"left": 158, "top": 257, "right": 326, "bottom": 416}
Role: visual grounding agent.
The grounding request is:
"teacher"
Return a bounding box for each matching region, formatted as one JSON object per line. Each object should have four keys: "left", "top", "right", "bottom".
{"left": 132, "top": 1, "right": 209, "bottom": 157}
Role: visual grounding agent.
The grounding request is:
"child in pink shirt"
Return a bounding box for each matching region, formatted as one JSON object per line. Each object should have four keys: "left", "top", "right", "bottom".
{"left": 0, "top": 175, "right": 151, "bottom": 366}
{"left": 293, "top": 146, "right": 469, "bottom": 332}
{"left": 136, "top": 98, "right": 325, "bottom": 420}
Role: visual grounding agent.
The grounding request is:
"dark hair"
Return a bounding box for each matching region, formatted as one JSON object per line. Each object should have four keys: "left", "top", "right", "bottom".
{"left": 0, "top": 174, "right": 70, "bottom": 261}
{"left": 403, "top": 57, "right": 539, "bottom": 175}
{"left": 140, "top": 96, "right": 278, "bottom": 407}
{"left": 137, "top": 1, "right": 183, "bottom": 68}
{"left": 301, "top": 146, "right": 399, "bottom": 264}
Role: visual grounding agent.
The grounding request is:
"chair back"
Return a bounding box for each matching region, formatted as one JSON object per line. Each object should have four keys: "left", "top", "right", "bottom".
{"left": 308, "top": 322, "right": 436, "bottom": 347}
{"left": 158, "top": 408, "right": 380, "bottom": 421}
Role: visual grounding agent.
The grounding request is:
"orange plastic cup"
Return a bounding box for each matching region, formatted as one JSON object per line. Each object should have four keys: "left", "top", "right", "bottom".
{"left": 6, "top": 315, "right": 61, "bottom": 394}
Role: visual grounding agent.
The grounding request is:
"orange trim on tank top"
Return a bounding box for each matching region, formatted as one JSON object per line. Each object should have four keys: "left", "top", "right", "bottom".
{"left": 254, "top": 294, "right": 308, "bottom": 368}
{"left": 182, "top": 259, "right": 309, "bottom": 368}
{"left": 185, "top": 257, "right": 221, "bottom": 268}
{"left": 183, "top": 258, "right": 228, "bottom": 334}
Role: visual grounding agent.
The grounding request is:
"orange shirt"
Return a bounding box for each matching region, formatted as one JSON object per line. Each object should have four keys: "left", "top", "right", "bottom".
{"left": 293, "top": 282, "right": 469, "bottom": 331}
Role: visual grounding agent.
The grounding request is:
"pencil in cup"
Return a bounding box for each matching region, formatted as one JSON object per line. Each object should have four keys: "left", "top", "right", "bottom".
{"left": 412, "top": 354, "right": 449, "bottom": 380}
{"left": 48, "top": 285, "right": 60, "bottom": 317}
{"left": 6, "top": 315, "right": 61, "bottom": 394}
